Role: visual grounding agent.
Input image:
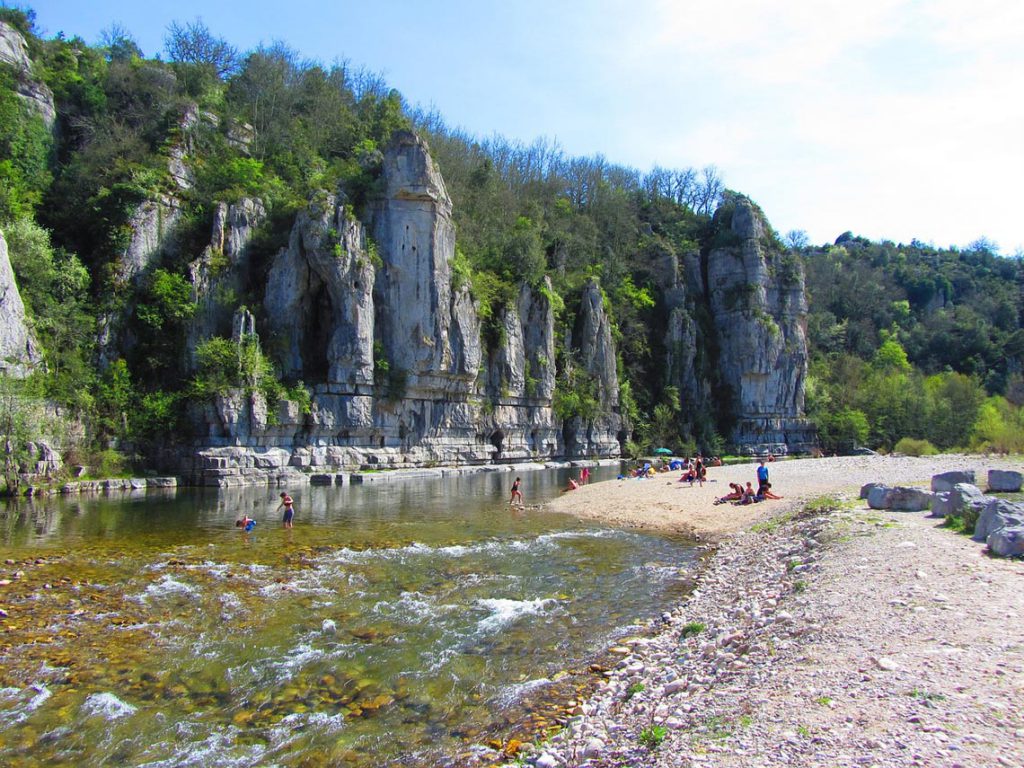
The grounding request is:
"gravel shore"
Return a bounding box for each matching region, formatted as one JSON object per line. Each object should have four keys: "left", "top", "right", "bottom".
{"left": 525, "top": 455, "right": 1024, "bottom": 768}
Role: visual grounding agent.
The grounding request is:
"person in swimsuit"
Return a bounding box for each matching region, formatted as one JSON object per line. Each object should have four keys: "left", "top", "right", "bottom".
{"left": 236, "top": 515, "right": 256, "bottom": 532}
{"left": 510, "top": 477, "right": 523, "bottom": 506}
{"left": 277, "top": 492, "right": 295, "bottom": 528}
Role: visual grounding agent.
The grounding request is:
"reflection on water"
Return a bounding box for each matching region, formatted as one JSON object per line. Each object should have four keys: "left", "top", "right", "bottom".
{"left": 0, "top": 465, "right": 699, "bottom": 766}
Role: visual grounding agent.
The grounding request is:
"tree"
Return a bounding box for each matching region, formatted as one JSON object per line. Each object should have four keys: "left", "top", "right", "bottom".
{"left": 784, "top": 229, "right": 809, "bottom": 249}
{"left": 817, "top": 408, "right": 869, "bottom": 452}
{"left": 164, "top": 19, "right": 239, "bottom": 79}
{"left": 100, "top": 23, "right": 143, "bottom": 61}
{"left": 0, "top": 377, "right": 45, "bottom": 494}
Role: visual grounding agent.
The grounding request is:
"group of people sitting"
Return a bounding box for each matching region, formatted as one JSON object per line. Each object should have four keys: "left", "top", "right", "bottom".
{"left": 714, "top": 480, "right": 782, "bottom": 505}
{"left": 714, "top": 460, "right": 782, "bottom": 505}
{"left": 677, "top": 456, "right": 709, "bottom": 486}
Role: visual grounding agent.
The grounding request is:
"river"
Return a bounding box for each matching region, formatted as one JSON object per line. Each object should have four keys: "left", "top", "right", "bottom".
{"left": 0, "top": 464, "right": 700, "bottom": 766}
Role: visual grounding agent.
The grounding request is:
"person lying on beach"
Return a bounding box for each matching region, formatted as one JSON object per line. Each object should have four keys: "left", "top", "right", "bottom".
{"left": 760, "top": 482, "right": 783, "bottom": 500}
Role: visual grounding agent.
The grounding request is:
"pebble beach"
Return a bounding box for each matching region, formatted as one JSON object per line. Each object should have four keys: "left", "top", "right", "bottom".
{"left": 521, "top": 455, "right": 1024, "bottom": 768}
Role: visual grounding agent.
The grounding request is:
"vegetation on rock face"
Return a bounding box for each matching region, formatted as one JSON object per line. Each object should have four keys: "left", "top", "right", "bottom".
{"left": 1, "top": 5, "right": 1023, "bottom": 487}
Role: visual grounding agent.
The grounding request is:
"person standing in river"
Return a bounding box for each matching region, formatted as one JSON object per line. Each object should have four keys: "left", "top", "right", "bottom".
{"left": 510, "top": 477, "right": 523, "bottom": 506}
{"left": 277, "top": 492, "right": 295, "bottom": 528}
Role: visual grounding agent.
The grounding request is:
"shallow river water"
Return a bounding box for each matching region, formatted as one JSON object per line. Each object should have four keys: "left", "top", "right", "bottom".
{"left": 0, "top": 465, "right": 700, "bottom": 766}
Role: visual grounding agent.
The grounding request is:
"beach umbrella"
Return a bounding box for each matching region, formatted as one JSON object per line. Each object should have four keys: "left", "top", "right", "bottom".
{"left": 654, "top": 447, "right": 673, "bottom": 455}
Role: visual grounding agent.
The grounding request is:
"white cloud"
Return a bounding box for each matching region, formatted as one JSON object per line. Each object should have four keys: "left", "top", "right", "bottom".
{"left": 606, "top": 0, "right": 1024, "bottom": 250}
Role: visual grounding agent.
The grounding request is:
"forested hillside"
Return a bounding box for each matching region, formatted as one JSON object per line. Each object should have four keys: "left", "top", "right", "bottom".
{"left": 802, "top": 234, "right": 1024, "bottom": 453}
{"left": 1, "top": 5, "right": 1022, "bottom": 488}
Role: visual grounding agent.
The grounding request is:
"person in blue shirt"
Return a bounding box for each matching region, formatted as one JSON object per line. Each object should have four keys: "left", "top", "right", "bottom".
{"left": 236, "top": 515, "right": 256, "bottom": 532}
{"left": 757, "top": 460, "right": 770, "bottom": 491}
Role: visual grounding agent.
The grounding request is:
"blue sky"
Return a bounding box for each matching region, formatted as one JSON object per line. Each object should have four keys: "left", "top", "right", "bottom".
{"left": 22, "top": 0, "right": 1024, "bottom": 252}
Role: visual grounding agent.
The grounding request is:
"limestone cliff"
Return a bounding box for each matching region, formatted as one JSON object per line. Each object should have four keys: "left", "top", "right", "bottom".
{"left": 188, "top": 132, "right": 625, "bottom": 484}
{"left": 369, "top": 131, "right": 481, "bottom": 393}
{"left": 561, "top": 279, "right": 623, "bottom": 457}
{"left": 705, "top": 197, "right": 815, "bottom": 454}
{"left": 188, "top": 197, "right": 266, "bottom": 366}
{"left": 0, "top": 228, "right": 42, "bottom": 377}
{"left": 0, "top": 21, "right": 55, "bottom": 130}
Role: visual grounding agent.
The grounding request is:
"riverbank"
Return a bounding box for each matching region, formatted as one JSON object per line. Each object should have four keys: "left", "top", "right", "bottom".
{"left": 543, "top": 454, "right": 1024, "bottom": 539}
{"left": 524, "top": 455, "right": 1024, "bottom": 767}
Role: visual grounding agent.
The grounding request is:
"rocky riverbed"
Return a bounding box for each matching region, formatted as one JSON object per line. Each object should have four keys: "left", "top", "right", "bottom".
{"left": 517, "top": 457, "right": 1024, "bottom": 767}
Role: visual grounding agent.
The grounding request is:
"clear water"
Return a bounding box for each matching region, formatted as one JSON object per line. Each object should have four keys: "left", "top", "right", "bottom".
{"left": 0, "top": 465, "right": 700, "bottom": 766}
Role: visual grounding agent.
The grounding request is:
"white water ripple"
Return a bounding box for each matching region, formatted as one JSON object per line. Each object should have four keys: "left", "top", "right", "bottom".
{"left": 475, "top": 597, "right": 559, "bottom": 634}
{"left": 82, "top": 692, "right": 137, "bottom": 720}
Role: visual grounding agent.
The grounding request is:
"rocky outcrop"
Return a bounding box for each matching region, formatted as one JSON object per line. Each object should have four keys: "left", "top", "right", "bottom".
{"left": 662, "top": 249, "right": 706, "bottom": 415}
{"left": 187, "top": 197, "right": 266, "bottom": 365}
{"left": 0, "top": 228, "right": 42, "bottom": 377}
{"left": 188, "top": 132, "right": 625, "bottom": 483}
{"left": 483, "top": 279, "right": 560, "bottom": 461}
{"left": 706, "top": 197, "right": 814, "bottom": 454}
{"left": 370, "top": 130, "right": 481, "bottom": 393}
{"left": 265, "top": 194, "right": 375, "bottom": 386}
{"left": 115, "top": 194, "right": 184, "bottom": 285}
{"left": 0, "top": 21, "right": 55, "bottom": 130}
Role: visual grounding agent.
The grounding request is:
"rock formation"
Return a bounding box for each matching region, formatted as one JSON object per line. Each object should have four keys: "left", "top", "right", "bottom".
{"left": 369, "top": 131, "right": 481, "bottom": 393}
{"left": 0, "top": 21, "right": 55, "bottom": 130}
{"left": 187, "top": 197, "right": 266, "bottom": 365}
{"left": 187, "top": 132, "right": 624, "bottom": 484}
{"left": 0, "top": 228, "right": 42, "bottom": 377}
{"left": 705, "top": 197, "right": 816, "bottom": 454}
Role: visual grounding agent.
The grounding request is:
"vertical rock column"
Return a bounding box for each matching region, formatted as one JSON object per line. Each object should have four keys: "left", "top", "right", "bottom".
{"left": 562, "top": 279, "right": 622, "bottom": 457}
{"left": 371, "top": 131, "right": 481, "bottom": 393}
{"left": 0, "top": 228, "right": 42, "bottom": 378}
{"left": 706, "top": 197, "right": 813, "bottom": 454}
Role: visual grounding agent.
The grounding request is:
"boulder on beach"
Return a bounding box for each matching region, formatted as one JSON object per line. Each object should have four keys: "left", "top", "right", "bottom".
{"left": 866, "top": 485, "right": 891, "bottom": 509}
{"left": 868, "top": 485, "right": 933, "bottom": 511}
{"left": 930, "top": 483, "right": 988, "bottom": 518}
{"left": 987, "top": 469, "right": 1023, "bottom": 493}
{"left": 860, "top": 482, "right": 886, "bottom": 500}
{"left": 931, "top": 471, "right": 976, "bottom": 493}
{"left": 987, "top": 526, "right": 1024, "bottom": 558}
{"left": 973, "top": 498, "right": 1024, "bottom": 543}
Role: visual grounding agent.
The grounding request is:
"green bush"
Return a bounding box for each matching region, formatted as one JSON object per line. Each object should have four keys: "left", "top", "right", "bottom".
{"left": 95, "top": 448, "right": 129, "bottom": 478}
{"left": 638, "top": 725, "right": 667, "bottom": 749}
{"left": 192, "top": 335, "right": 275, "bottom": 398}
{"left": 893, "top": 437, "right": 938, "bottom": 456}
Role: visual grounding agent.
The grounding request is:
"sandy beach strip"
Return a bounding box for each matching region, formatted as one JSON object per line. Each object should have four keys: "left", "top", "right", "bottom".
{"left": 543, "top": 454, "right": 1024, "bottom": 539}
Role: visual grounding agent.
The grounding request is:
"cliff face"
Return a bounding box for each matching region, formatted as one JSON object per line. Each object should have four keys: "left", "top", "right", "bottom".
{"left": 175, "top": 135, "right": 812, "bottom": 483}
{"left": 370, "top": 131, "right": 481, "bottom": 392}
{"left": 705, "top": 198, "right": 815, "bottom": 454}
{"left": 0, "top": 21, "right": 55, "bottom": 130}
{"left": 0, "top": 228, "right": 42, "bottom": 378}
{"left": 187, "top": 132, "right": 622, "bottom": 484}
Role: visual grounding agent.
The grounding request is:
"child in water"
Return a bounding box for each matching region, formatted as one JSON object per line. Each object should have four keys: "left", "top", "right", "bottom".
{"left": 510, "top": 477, "right": 523, "bottom": 506}
{"left": 277, "top": 492, "right": 295, "bottom": 528}
{"left": 235, "top": 515, "right": 256, "bottom": 532}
